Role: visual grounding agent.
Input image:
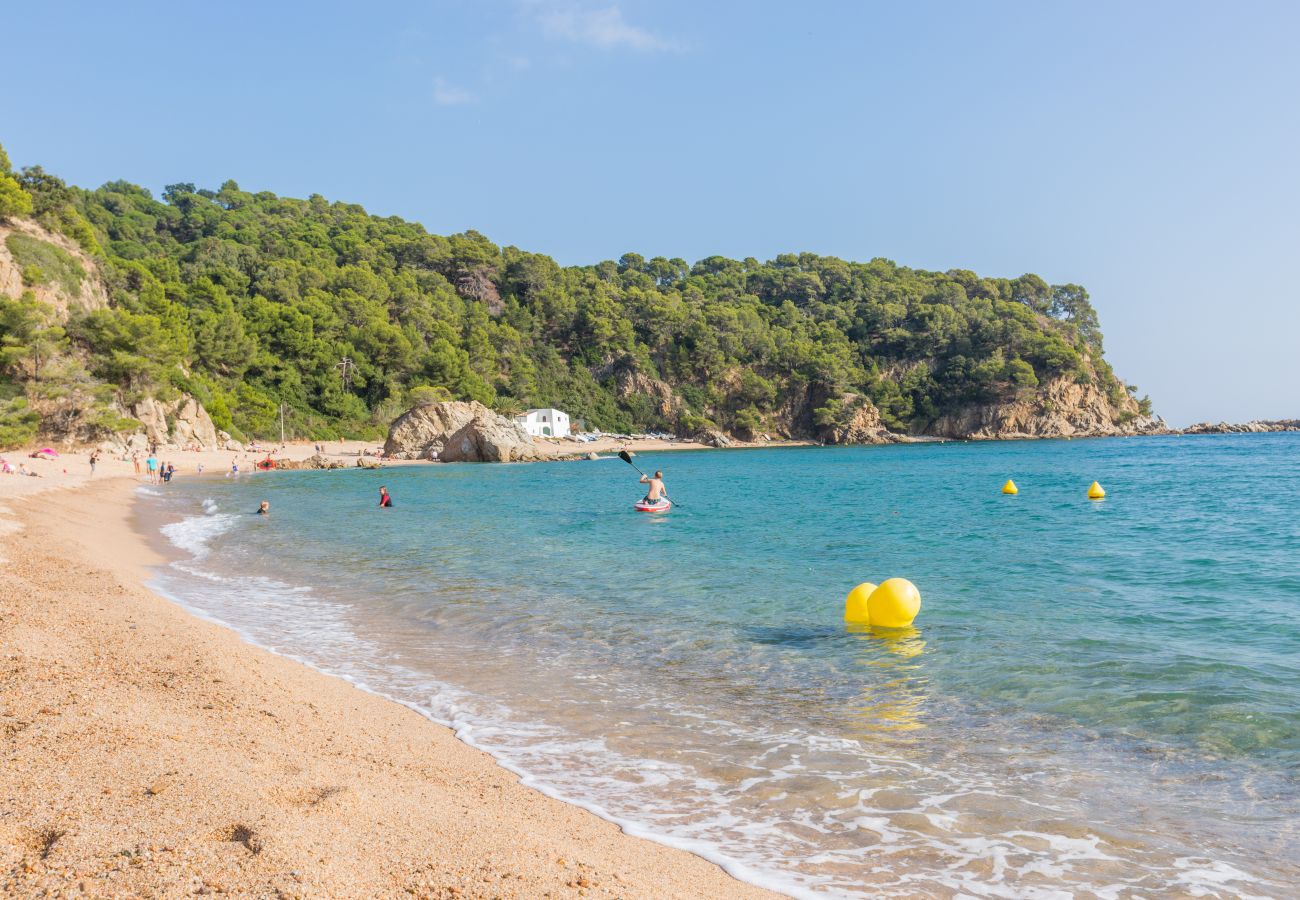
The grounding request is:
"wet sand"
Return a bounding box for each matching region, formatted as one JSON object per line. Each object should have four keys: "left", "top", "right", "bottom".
{"left": 0, "top": 475, "right": 777, "bottom": 898}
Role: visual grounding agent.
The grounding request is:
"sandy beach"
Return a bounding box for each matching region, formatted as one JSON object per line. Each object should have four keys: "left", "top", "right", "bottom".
{"left": 0, "top": 466, "right": 777, "bottom": 898}
{"left": 0, "top": 433, "right": 760, "bottom": 492}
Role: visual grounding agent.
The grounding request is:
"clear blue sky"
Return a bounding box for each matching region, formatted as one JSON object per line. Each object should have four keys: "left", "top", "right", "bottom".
{"left": 5, "top": 1, "right": 1297, "bottom": 425}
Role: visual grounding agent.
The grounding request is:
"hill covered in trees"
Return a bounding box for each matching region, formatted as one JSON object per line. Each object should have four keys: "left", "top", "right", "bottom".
{"left": 0, "top": 142, "right": 1155, "bottom": 448}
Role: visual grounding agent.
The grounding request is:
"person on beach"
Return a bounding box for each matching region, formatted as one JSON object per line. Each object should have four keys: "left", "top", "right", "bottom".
{"left": 132, "top": 451, "right": 142, "bottom": 475}
{"left": 639, "top": 470, "right": 669, "bottom": 504}
{"left": 256, "top": 501, "right": 270, "bottom": 515}
{"left": 89, "top": 451, "right": 99, "bottom": 477}
{"left": 146, "top": 454, "right": 158, "bottom": 483}
{"left": 197, "top": 462, "right": 205, "bottom": 476}
{"left": 379, "top": 486, "right": 393, "bottom": 508}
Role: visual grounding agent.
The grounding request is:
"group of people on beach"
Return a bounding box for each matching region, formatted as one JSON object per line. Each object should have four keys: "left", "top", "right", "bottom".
{"left": 130, "top": 451, "right": 178, "bottom": 484}
{"left": 0, "top": 458, "right": 42, "bottom": 478}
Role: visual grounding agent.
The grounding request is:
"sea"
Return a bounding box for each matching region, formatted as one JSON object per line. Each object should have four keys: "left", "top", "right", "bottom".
{"left": 135, "top": 434, "right": 1300, "bottom": 898}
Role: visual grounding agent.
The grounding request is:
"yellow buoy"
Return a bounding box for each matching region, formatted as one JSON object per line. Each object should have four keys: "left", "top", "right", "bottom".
{"left": 1088, "top": 481, "right": 1106, "bottom": 500}
{"left": 1001, "top": 479, "right": 1018, "bottom": 495}
{"left": 844, "top": 582, "right": 878, "bottom": 624}
{"left": 867, "top": 578, "right": 922, "bottom": 628}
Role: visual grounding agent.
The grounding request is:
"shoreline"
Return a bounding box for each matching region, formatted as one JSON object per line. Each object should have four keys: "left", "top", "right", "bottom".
{"left": 0, "top": 476, "right": 777, "bottom": 898}
{"left": 2, "top": 425, "right": 1292, "bottom": 499}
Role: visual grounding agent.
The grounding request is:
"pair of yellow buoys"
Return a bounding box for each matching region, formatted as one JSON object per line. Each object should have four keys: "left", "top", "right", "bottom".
{"left": 1001, "top": 479, "right": 1106, "bottom": 499}
{"left": 844, "top": 578, "right": 921, "bottom": 628}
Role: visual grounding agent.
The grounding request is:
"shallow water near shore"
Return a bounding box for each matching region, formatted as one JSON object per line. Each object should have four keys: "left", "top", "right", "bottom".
{"left": 140, "top": 434, "right": 1300, "bottom": 898}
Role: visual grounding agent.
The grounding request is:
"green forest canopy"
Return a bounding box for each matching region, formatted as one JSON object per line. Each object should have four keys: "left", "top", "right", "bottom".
{"left": 0, "top": 144, "right": 1149, "bottom": 444}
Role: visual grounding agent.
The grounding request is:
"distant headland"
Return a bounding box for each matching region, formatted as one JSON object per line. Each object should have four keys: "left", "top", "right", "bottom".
{"left": 0, "top": 140, "right": 1257, "bottom": 453}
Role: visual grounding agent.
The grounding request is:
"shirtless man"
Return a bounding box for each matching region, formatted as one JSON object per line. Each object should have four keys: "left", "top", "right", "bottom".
{"left": 639, "top": 470, "right": 668, "bottom": 503}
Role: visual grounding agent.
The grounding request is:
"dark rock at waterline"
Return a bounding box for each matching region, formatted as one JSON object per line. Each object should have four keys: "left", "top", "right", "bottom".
{"left": 1180, "top": 419, "right": 1300, "bottom": 435}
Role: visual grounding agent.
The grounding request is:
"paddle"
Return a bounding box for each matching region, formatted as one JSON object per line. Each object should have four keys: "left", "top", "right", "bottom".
{"left": 617, "top": 449, "right": 646, "bottom": 476}
{"left": 618, "top": 450, "right": 680, "bottom": 507}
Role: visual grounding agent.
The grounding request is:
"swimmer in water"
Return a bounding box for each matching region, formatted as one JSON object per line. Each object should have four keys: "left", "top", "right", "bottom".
{"left": 379, "top": 486, "right": 393, "bottom": 508}
{"left": 256, "top": 501, "right": 269, "bottom": 515}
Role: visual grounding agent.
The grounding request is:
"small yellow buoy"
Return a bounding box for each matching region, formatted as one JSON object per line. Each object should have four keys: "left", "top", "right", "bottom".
{"left": 1088, "top": 481, "right": 1106, "bottom": 500}
{"left": 1002, "top": 479, "right": 1018, "bottom": 495}
{"left": 844, "top": 582, "right": 877, "bottom": 624}
{"left": 867, "top": 578, "right": 922, "bottom": 628}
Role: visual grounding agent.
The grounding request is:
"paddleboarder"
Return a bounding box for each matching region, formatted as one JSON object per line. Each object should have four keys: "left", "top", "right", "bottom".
{"left": 639, "top": 470, "right": 668, "bottom": 505}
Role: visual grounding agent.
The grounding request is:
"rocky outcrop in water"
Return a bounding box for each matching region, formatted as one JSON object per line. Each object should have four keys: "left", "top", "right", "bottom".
{"left": 384, "top": 401, "right": 542, "bottom": 462}
{"left": 1181, "top": 419, "right": 1300, "bottom": 434}
{"left": 272, "top": 454, "right": 348, "bottom": 470}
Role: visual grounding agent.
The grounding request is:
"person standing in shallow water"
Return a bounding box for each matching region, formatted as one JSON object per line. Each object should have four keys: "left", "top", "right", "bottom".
{"left": 379, "top": 486, "right": 393, "bottom": 508}
{"left": 256, "top": 501, "right": 269, "bottom": 515}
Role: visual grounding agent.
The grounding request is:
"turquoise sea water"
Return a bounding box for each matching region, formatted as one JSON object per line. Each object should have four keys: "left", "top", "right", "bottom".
{"left": 142, "top": 434, "right": 1300, "bottom": 897}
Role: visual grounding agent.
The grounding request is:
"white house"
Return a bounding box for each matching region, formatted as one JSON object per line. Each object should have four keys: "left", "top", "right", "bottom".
{"left": 516, "top": 408, "right": 571, "bottom": 437}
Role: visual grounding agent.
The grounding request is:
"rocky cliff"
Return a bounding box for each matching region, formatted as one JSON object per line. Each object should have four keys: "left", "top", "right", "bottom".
{"left": 817, "top": 393, "right": 901, "bottom": 445}
{"left": 83, "top": 395, "right": 225, "bottom": 452}
{"left": 923, "top": 375, "right": 1165, "bottom": 440}
{"left": 602, "top": 361, "right": 685, "bottom": 422}
{"left": 605, "top": 359, "right": 1163, "bottom": 445}
{"left": 124, "top": 396, "right": 220, "bottom": 450}
{"left": 0, "top": 220, "right": 108, "bottom": 317}
{"left": 384, "top": 401, "right": 542, "bottom": 462}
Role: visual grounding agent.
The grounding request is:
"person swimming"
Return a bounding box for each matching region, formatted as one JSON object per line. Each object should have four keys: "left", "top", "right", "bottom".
{"left": 639, "top": 470, "right": 668, "bottom": 503}
{"left": 379, "top": 486, "right": 393, "bottom": 508}
{"left": 256, "top": 501, "right": 269, "bottom": 515}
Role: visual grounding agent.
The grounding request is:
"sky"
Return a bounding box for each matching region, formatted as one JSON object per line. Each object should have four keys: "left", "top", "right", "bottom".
{"left": 4, "top": 1, "right": 1298, "bottom": 426}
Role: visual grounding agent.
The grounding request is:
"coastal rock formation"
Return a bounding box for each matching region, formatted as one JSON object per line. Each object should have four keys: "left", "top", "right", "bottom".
{"left": 615, "top": 370, "right": 685, "bottom": 422}
{"left": 384, "top": 401, "right": 542, "bottom": 462}
{"left": 170, "top": 397, "right": 219, "bottom": 449}
{"left": 763, "top": 384, "right": 904, "bottom": 445}
{"left": 925, "top": 376, "right": 1166, "bottom": 440}
{"left": 125, "top": 395, "right": 220, "bottom": 450}
{"left": 0, "top": 220, "right": 109, "bottom": 318}
{"left": 694, "top": 429, "right": 734, "bottom": 448}
{"left": 596, "top": 358, "right": 686, "bottom": 425}
{"left": 273, "top": 454, "right": 347, "bottom": 470}
{"left": 817, "top": 393, "right": 900, "bottom": 445}
{"left": 129, "top": 397, "right": 171, "bottom": 447}
{"left": 1181, "top": 419, "right": 1300, "bottom": 434}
